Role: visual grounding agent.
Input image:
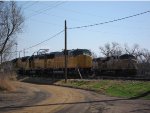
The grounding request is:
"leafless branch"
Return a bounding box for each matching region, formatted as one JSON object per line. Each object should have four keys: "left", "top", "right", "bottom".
{"left": 0, "top": 1, "right": 24, "bottom": 63}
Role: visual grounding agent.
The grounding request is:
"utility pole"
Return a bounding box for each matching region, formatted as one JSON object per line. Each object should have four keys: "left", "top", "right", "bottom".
{"left": 0, "top": 54, "right": 2, "bottom": 64}
{"left": 19, "top": 51, "right": 21, "bottom": 58}
{"left": 23, "top": 49, "right": 25, "bottom": 57}
{"left": 15, "top": 43, "right": 18, "bottom": 58}
{"left": 64, "top": 20, "right": 67, "bottom": 83}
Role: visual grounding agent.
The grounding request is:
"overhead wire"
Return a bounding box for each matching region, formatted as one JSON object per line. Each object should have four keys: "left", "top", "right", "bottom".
{"left": 19, "top": 1, "right": 30, "bottom": 8}
{"left": 16, "top": 2, "right": 66, "bottom": 52}
{"left": 26, "top": 1, "right": 66, "bottom": 20}
{"left": 4, "top": 29, "right": 64, "bottom": 54}
{"left": 23, "top": 2, "right": 66, "bottom": 29}
{"left": 68, "top": 10, "right": 150, "bottom": 29}
{"left": 58, "top": 6, "right": 103, "bottom": 22}
{"left": 25, "top": 1, "right": 92, "bottom": 25}
{"left": 30, "top": 18, "right": 63, "bottom": 27}
{"left": 24, "top": 29, "right": 64, "bottom": 51}
{"left": 22, "top": 1, "right": 39, "bottom": 10}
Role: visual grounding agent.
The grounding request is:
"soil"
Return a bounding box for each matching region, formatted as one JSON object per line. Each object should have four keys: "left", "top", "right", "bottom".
{"left": 0, "top": 79, "right": 150, "bottom": 113}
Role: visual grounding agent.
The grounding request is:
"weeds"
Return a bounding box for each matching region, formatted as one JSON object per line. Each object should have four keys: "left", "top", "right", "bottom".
{"left": 0, "top": 72, "right": 16, "bottom": 91}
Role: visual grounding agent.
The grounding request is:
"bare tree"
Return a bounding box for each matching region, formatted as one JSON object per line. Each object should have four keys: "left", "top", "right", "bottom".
{"left": 0, "top": 1, "right": 24, "bottom": 64}
{"left": 124, "top": 44, "right": 142, "bottom": 58}
{"left": 137, "top": 49, "right": 150, "bottom": 76}
{"left": 141, "top": 49, "right": 150, "bottom": 63}
{"left": 99, "top": 43, "right": 111, "bottom": 57}
{"left": 91, "top": 51, "right": 97, "bottom": 58}
{"left": 99, "top": 42, "right": 122, "bottom": 57}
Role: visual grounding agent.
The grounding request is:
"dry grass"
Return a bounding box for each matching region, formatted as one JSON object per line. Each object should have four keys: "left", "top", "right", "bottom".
{"left": 0, "top": 72, "right": 16, "bottom": 91}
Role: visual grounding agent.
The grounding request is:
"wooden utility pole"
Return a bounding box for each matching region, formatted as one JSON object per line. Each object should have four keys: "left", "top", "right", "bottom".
{"left": 23, "top": 49, "right": 25, "bottom": 57}
{"left": 19, "top": 51, "right": 21, "bottom": 58}
{"left": 15, "top": 43, "right": 18, "bottom": 58}
{"left": 64, "top": 20, "right": 67, "bottom": 83}
{"left": 0, "top": 54, "right": 2, "bottom": 64}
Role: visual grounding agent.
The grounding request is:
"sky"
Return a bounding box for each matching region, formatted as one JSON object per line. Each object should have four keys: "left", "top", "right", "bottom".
{"left": 15, "top": 1, "right": 150, "bottom": 58}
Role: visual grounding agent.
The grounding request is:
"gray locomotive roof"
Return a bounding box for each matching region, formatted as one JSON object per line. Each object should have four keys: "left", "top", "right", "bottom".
{"left": 119, "top": 54, "right": 136, "bottom": 59}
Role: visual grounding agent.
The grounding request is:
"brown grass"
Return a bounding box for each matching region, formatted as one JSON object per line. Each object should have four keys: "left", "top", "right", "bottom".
{"left": 0, "top": 73, "right": 16, "bottom": 91}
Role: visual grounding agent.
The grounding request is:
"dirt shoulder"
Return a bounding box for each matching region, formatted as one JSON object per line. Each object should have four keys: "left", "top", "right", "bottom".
{"left": 0, "top": 81, "right": 51, "bottom": 113}
{"left": 0, "top": 81, "right": 85, "bottom": 113}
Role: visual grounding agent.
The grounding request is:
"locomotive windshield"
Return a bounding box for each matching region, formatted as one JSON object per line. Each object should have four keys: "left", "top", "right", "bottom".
{"left": 70, "top": 49, "right": 91, "bottom": 56}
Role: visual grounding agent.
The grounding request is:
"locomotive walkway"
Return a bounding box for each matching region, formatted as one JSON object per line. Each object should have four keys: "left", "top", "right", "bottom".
{"left": 0, "top": 80, "right": 150, "bottom": 113}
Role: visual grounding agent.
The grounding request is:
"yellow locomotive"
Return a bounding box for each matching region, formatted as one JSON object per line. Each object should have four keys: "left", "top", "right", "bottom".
{"left": 13, "top": 49, "right": 92, "bottom": 77}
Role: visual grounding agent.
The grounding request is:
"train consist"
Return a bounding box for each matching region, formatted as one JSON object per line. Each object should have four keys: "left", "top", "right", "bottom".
{"left": 12, "top": 49, "right": 92, "bottom": 78}
{"left": 12, "top": 49, "right": 138, "bottom": 78}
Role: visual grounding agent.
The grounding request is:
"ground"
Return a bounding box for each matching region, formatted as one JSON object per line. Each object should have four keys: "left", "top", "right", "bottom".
{"left": 0, "top": 80, "right": 150, "bottom": 113}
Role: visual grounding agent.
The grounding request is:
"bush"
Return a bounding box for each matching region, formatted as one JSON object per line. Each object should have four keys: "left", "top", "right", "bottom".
{"left": 0, "top": 73, "right": 16, "bottom": 91}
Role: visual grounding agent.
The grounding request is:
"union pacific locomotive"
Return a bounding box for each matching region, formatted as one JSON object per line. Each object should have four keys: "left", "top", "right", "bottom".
{"left": 12, "top": 49, "right": 93, "bottom": 78}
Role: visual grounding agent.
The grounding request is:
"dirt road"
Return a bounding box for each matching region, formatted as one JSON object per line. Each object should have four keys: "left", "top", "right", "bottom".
{"left": 0, "top": 81, "right": 150, "bottom": 113}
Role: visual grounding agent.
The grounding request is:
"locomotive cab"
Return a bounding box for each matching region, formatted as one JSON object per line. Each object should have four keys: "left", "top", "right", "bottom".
{"left": 69, "top": 49, "right": 93, "bottom": 75}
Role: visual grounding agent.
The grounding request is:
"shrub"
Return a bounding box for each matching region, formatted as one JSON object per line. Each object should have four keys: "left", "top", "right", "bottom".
{"left": 0, "top": 73, "right": 16, "bottom": 91}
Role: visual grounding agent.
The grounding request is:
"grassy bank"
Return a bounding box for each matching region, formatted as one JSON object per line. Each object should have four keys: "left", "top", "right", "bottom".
{"left": 55, "top": 79, "right": 150, "bottom": 99}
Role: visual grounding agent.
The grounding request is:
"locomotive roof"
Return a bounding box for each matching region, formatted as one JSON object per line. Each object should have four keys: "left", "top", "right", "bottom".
{"left": 21, "top": 56, "right": 30, "bottom": 61}
{"left": 69, "top": 49, "right": 91, "bottom": 56}
{"left": 94, "top": 54, "right": 136, "bottom": 62}
{"left": 12, "top": 58, "right": 19, "bottom": 63}
{"left": 50, "top": 51, "right": 63, "bottom": 55}
{"left": 70, "top": 49, "right": 90, "bottom": 52}
{"left": 119, "top": 54, "right": 136, "bottom": 59}
{"left": 47, "top": 49, "right": 91, "bottom": 56}
{"left": 14, "top": 49, "right": 91, "bottom": 61}
{"left": 93, "top": 57, "right": 110, "bottom": 62}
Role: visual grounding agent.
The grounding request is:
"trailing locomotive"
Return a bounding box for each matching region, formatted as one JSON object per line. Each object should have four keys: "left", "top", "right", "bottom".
{"left": 12, "top": 49, "right": 93, "bottom": 78}
{"left": 93, "top": 54, "right": 137, "bottom": 76}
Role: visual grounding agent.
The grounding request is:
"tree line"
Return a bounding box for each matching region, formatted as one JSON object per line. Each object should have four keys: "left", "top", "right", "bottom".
{"left": 98, "top": 42, "right": 150, "bottom": 76}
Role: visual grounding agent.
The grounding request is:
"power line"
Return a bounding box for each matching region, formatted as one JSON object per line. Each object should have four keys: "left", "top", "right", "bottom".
{"left": 68, "top": 10, "right": 150, "bottom": 30}
{"left": 22, "top": 2, "right": 65, "bottom": 29}
{"left": 4, "top": 30, "right": 64, "bottom": 54}
{"left": 29, "top": 18, "right": 63, "bottom": 27}
{"left": 58, "top": 6, "right": 102, "bottom": 22}
{"left": 20, "top": 1, "right": 30, "bottom": 8}
{"left": 26, "top": 2, "right": 90, "bottom": 25}
{"left": 26, "top": 1, "right": 66, "bottom": 20}
{"left": 24, "top": 29, "right": 64, "bottom": 51}
{"left": 22, "top": 1, "right": 39, "bottom": 10}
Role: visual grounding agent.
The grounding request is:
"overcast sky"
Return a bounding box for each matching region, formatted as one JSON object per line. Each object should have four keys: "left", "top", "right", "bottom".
{"left": 16, "top": 1, "right": 150, "bottom": 57}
